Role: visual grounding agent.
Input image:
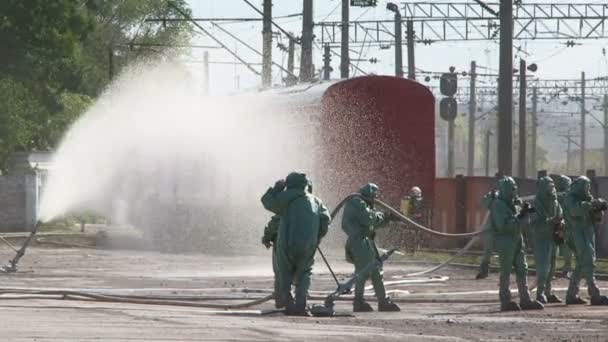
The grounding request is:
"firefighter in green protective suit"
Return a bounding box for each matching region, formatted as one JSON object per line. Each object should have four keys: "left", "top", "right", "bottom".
{"left": 531, "top": 176, "right": 564, "bottom": 304}
{"left": 261, "top": 181, "right": 314, "bottom": 309}
{"left": 492, "top": 176, "right": 544, "bottom": 311}
{"left": 342, "top": 183, "right": 400, "bottom": 312}
{"left": 261, "top": 173, "right": 331, "bottom": 316}
{"left": 564, "top": 176, "right": 608, "bottom": 305}
{"left": 556, "top": 175, "right": 574, "bottom": 278}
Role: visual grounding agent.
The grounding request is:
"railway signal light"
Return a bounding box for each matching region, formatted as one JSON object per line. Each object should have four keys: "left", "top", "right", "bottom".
{"left": 440, "top": 73, "right": 458, "bottom": 97}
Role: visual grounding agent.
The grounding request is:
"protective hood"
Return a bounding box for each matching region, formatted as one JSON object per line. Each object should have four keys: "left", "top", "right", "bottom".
{"left": 409, "top": 186, "right": 422, "bottom": 198}
{"left": 497, "top": 176, "right": 517, "bottom": 202}
{"left": 537, "top": 176, "right": 557, "bottom": 202}
{"left": 571, "top": 176, "right": 592, "bottom": 199}
{"left": 555, "top": 175, "right": 572, "bottom": 193}
{"left": 359, "top": 183, "right": 380, "bottom": 199}
{"left": 285, "top": 172, "right": 309, "bottom": 190}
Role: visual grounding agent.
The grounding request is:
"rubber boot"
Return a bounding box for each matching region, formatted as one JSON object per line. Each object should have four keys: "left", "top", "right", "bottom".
{"left": 518, "top": 278, "right": 544, "bottom": 310}
{"left": 536, "top": 293, "right": 547, "bottom": 304}
{"left": 566, "top": 296, "right": 587, "bottom": 305}
{"left": 378, "top": 297, "right": 400, "bottom": 312}
{"left": 501, "top": 301, "right": 521, "bottom": 311}
{"left": 353, "top": 299, "right": 374, "bottom": 312}
{"left": 274, "top": 292, "right": 293, "bottom": 309}
{"left": 476, "top": 262, "right": 489, "bottom": 280}
{"left": 590, "top": 295, "right": 608, "bottom": 306}
{"left": 546, "top": 294, "right": 562, "bottom": 303}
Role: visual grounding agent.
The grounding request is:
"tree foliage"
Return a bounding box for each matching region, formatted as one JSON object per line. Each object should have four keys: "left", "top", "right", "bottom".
{"left": 0, "top": 0, "right": 192, "bottom": 171}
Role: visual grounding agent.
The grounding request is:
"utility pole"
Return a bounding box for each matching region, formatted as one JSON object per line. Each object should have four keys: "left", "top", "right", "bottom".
{"left": 497, "top": 0, "right": 513, "bottom": 176}
{"left": 394, "top": 12, "right": 403, "bottom": 77}
{"left": 286, "top": 33, "right": 296, "bottom": 86}
{"left": 467, "top": 61, "right": 477, "bottom": 176}
{"left": 604, "top": 94, "right": 608, "bottom": 175}
{"left": 406, "top": 20, "right": 415, "bottom": 80}
{"left": 518, "top": 59, "right": 527, "bottom": 178}
{"left": 531, "top": 86, "right": 538, "bottom": 175}
{"left": 340, "top": 0, "right": 349, "bottom": 78}
{"left": 387, "top": 3, "right": 403, "bottom": 78}
{"left": 448, "top": 120, "right": 455, "bottom": 177}
{"left": 108, "top": 46, "right": 114, "bottom": 80}
{"left": 485, "top": 130, "right": 492, "bottom": 177}
{"left": 323, "top": 43, "right": 331, "bottom": 80}
{"left": 300, "top": 0, "right": 314, "bottom": 82}
{"left": 203, "top": 51, "right": 209, "bottom": 95}
{"left": 567, "top": 132, "right": 572, "bottom": 174}
{"left": 581, "top": 71, "right": 586, "bottom": 174}
{"left": 262, "top": 0, "right": 272, "bottom": 87}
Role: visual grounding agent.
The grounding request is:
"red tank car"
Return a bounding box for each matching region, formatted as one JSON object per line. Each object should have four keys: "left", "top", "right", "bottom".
{"left": 318, "top": 76, "right": 435, "bottom": 206}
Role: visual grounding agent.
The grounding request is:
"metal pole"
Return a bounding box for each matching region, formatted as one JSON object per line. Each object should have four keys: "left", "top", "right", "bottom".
{"left": 286, "top": 33, "right": 296, "bottom": 85}
{"left": 567, "top": 131, "right": 572, "bottom": 174}
{"left": 448, "top": 120, "right": 455, "bottom": 177}
{"left": 340, "top": 0, "right": 349, "bottom": 78}
{"left": 323, "top": 43, "right": 331, "bottom": 80}
{"left": 203, "top": 51, "right": 209, "bottom": 95}
{"left": 485, "top": 130, "right": 492, "bottom": 177}
{"left": 497, "top": 0, "right": 513, "bottom": 175}
{"left": 531, "top": 86, "right": 538, "bottom": 175}
{"left": 108, "top": 46, "right": 114, "bottom": 80}
{"left": 467, "top": 61, "right": 477, "bottom": 176}
{"left": 604, "top": 94, "right": 608, "bottom": 175}
{"left": 581, "top": 71, "right": 586, "bottom": 174}
{"left": 300, "top": 0, "right": 314, "bottom": 82}
{"left": 406, "top": 20, "right": 415, "bottom": 80}
{"left": 394, "top": 13, "right": 404, "bottom": 78}
{"left": 518, "top": 59, "right": 527, "bottom": 178}
{"left": 262, "top": 0, "right": 272, "bottom": 87}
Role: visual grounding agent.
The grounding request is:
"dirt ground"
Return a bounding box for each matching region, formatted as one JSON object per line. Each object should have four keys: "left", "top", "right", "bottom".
{"left": 0, "top": 240, "right": 607, "bottom": 342}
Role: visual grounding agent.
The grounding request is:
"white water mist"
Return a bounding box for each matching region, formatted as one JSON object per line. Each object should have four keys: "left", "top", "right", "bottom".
{"left": 39, "top": 61, "right": 318, "bottom": 250}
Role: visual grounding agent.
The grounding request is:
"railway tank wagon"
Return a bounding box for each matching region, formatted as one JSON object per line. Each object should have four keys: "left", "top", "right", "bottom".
{"left": 317, "top": 76, "right": 436, "bottom": 208}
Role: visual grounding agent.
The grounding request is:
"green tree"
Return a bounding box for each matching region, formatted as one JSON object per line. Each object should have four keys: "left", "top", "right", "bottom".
{"left": 0, "top": 0, "right": 192, "bottom": 171}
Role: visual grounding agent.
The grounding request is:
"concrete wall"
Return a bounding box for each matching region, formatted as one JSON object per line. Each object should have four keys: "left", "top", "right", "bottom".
{"left": 0, "top": 173, "right": 38, "bottom": 232}
{"left": 434, "top": 174, "right": 608, "bottom": 256}
{"left": 0, "top": 175, "right": 27, "bottom": 232}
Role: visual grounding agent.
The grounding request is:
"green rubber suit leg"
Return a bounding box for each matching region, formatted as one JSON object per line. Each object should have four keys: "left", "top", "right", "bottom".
{"left": 350, "top": 238, "right": 387, "bottom": 301}
{"left": 567, "top": 227, "right": 600, "bottom": 299}
{"left": 496, "top": 235, "right": 515, "bottom": 304}
{"left": 275, "top": 248, "right": 295, "bottom": 308}
{"left": 480, "top": 229, "right": 494, "bottom": 267}
{"left": 561, "top": 243, "right": 573, "bottom": 273}
{"left": 497, "top": 234, "right": 532, "bottom": 305}
{"left": 533, "top": 236, "right": 554, "bottom": 298}
{"left": 546, "top": 240, "right": 557, "bottom": 296}
{"left": 293, "top": 257, "right": 313, "bottom": 310}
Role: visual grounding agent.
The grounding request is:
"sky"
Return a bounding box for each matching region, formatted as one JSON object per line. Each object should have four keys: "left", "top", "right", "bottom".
{"left": 181, "top": 0, "right": 608, "bottom": 165}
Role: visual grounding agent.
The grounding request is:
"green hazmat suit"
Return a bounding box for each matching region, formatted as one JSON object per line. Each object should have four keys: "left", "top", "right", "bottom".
{"left": 531, "top": 176, "right": 563, "bottom": 303}
{"left": 491, "top": 177, "right": 543, "bottom": 311}
{"left": 261, "top": 173, "right": 331, "bottom": 314}
{"left": 261, "top": 181, "right": 314, "bottom": 309}
{"left": 564, "top": 176, "right": 608, "bottom": 305}
{"left": 555, "top": 175, "right": 574, "bottom": 275}
{"left": 342, "top": 183, "right": 398, "bottom": 311}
